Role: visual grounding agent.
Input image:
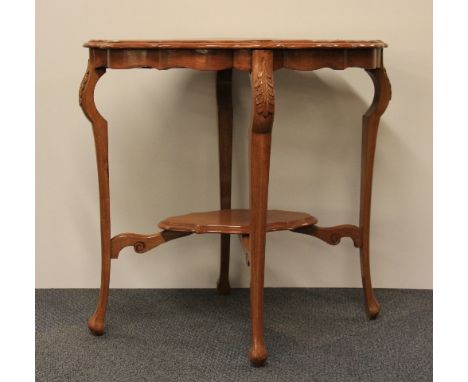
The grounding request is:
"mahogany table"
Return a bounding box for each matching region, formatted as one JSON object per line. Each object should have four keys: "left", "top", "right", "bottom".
{"left": 79, "top": 39, "right": 391, "bottom": 366}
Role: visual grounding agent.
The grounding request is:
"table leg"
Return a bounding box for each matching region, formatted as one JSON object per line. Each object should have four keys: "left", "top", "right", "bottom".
{"left": 360, "top": 67, "right": 392, "bottom": 319}
{"left": 79, "top": 60, "right": 111, "bottom": 335}
{"left": 249, "top": 50, "right": 275, "bottom": 366}
{"left": 216, "top": 69, "right": 233, "bottom": 295}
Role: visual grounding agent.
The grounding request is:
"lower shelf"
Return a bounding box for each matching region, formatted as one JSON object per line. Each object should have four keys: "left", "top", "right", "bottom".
{"left": 111, "top": 209, "right": 360, "bottom": 259}
{"left": 158, "top": 209, "right": 318, "bottom": 234}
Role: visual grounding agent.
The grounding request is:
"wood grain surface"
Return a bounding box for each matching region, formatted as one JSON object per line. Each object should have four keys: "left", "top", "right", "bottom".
{"left": 158, "top": 209, "right": 317, "bottom": 234}
{"left": 84, "top": 39, "right": 388, "bottom": 49}
{"left": 80, "top": 39, "right": 391, "bottom": 366}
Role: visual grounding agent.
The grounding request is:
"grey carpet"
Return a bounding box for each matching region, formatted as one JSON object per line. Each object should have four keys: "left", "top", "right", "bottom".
{"left": 36, "top": 289, "right": 432, "bottom": 382}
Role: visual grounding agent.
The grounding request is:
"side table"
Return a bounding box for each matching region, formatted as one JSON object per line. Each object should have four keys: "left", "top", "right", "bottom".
{"left": 79, "top": 39, "right": 391, "bottom": 366}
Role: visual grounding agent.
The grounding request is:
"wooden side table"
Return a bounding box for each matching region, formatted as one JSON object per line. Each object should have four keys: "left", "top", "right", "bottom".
{"left": 79, "top": 40, "right": 391, "bottom": 366}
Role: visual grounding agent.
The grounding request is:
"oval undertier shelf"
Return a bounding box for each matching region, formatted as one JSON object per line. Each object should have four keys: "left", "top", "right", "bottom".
{"left": 158, "top": 209, "right": 318, "bottom": 234}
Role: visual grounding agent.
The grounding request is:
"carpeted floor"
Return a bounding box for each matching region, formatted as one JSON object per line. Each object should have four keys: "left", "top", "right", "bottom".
{"left": 36, "top": 289, "right": 432, "bottom": 382}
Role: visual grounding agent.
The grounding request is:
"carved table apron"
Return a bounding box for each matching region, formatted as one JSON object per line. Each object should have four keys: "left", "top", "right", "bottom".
{"left": 79, "top": 40, "right": 391, "bottom": 366}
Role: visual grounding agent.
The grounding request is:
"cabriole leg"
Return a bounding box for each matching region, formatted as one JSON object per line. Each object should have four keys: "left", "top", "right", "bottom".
{"left": 359, "top": 66, "right": 391, "bottom": 319}
{"left": 249, "top": 50, "right": 275, "bottom": 366}
{"left": 216, "top": 69, "right": 233, "bottom": 295}
{"left": 79, "top": 59, "right": 111, "bottom": 335}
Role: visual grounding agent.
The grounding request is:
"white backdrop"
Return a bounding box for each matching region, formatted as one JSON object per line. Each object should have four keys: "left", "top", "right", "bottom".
{"left": 36, "top": 0, "right": 432, "bottom": 288}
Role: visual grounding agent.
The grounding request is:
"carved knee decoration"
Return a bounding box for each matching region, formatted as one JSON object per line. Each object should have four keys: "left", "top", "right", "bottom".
{"left": 248, "top": 50, "right": 275, "bottom": 366}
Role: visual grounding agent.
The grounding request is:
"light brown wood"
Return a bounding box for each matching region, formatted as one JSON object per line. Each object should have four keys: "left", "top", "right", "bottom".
{"left": 88, "top": 47, "right": 382, "bottom": 72}
{"left": 216, "top": 69, "right": 233, "bottom": 295}
{"left": 293, "top": 224, "right": 361, "bottom": 247}
{"left": 281, "top": 49, "right": 382, "bottom": 71}
{"left": 111, "top": 230, "right": 191, "bottom": 259}
{"left": 84, "top": 39, "right": 387, "bottom": 49}
{"left": 248, "top": 50, "right": 275, "bottom": 366}
{"left": 80, "top": 38, "right": 391, "bottom": 366}
{"left": 239, "top": 234, "right": 251, "bottom": 266}
{"left": 79, "top": 60, "right": 110, "bottom": 336}
{"left": 158, "top": 209, "right": 317, "bottom": 234}
{"left": 359, "top": 67, "right": 392, "bottom": 319}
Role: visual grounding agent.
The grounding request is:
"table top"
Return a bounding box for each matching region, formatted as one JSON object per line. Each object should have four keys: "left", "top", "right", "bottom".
{"left": 84, "top": 39, "right": 387, "bottom": 50}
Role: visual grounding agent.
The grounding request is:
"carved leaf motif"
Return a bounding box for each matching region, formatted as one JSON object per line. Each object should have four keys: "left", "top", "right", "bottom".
{"left": 254, "top": 58, "right": 274, "bottom": 117}
{"left": 79, "top": 63, "right": 90, "bottom": 107}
